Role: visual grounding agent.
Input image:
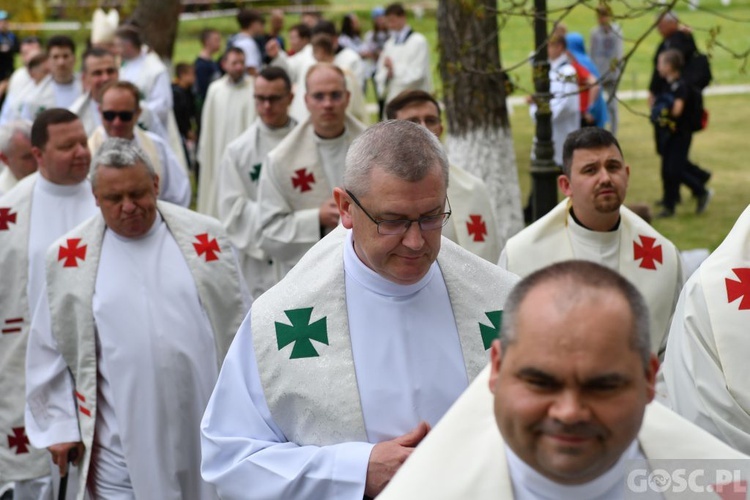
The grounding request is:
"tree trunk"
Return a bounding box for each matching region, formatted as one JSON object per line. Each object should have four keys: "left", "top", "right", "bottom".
{"left": 131, "top": 0, "right": 181, "bottom": 62}
{"left": 438, "top": 0, "right": 524, "bottom": 250}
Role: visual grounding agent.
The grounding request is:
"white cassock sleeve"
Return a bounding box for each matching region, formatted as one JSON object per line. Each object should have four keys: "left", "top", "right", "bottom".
{"left": 660, "top": 275, "right": 750, "bottom": 454}
{"left": 548, "top": 69, "right": 579, "bottom": 122}
{"left": 200, "top": 314, "right": 373, "bottom": 499}
{"left": 257, "top": 154, "right": 321, "bottom": 264}
{"left": 392, "top": 38, "right": 429, "bottom": 90}
{"left": 144, "top": 70, "right": 174, "bottom": 127}
{"left": 154, "top": 136, "right": 191, "bottom": 207}
{"left": 24, "top": 286, "right": 81, "bottom": 448}
{"left": 497, "top": 247, "right": 508, "bottom": 269}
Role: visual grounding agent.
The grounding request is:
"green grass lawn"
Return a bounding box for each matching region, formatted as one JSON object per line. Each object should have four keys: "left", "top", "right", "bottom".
{"left": 510, "top": 93, "right": 750, "bottom": 251}
{"left": 173, "top": 1, "right": 749, "bottom": 250}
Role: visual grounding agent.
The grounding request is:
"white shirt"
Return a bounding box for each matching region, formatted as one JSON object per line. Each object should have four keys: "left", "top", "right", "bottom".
{"left": 315, "top": 132, "right": 350, "bottom": 190}
{"left": 232, "top": 34, "right": 262, "bottom": 70}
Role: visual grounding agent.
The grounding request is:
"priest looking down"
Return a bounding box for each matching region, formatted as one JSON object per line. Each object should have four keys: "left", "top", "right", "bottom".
{"left": 659, "top": 203, "right": 750, "bottom": 455}
{"left": 385, "top": 90, "right": 502, "bottom": 262}
{"left": 88, "top": 81, "right": 191, "bottom": 207}
{"left": 0, "top": 109, "right": 97, "bottom": 499}
{"left": 24, "top": 138, "right": 250, "bottom": 500}
{"left": 379, "top": 261, "right": 749, "bottom": 499}
{"left": 499, "top": 127, "right": 682, "bottom": 355}
{"left": 256, "top": 62, "right": 366, "bottom": 279}
{"left": 216, "top": 66, "right": 297, "bottom": 298}
{"left": 200, "top": 120, "right": 519, "bottom": 499}
{"left": 0, "top": 119, "right": 35, "bottom": 195}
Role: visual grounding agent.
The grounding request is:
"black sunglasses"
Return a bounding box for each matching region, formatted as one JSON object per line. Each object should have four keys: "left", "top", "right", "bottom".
{"left": 102, "top": 110, "right": 135, "bottom": 122}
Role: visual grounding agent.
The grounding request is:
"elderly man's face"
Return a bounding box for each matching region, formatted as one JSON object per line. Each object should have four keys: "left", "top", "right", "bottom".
{"left": 488, "top": 284, "right": 657, "bottom": 485}
{"left": 83, "top": 54, "right": 118, "bottom": 102}
{"left": 336, "top": 165, "right": 447, "bottom": 285}
{"left": 100, "top": 88, "right": 140, "bottom": 140}
{"left": 305, "top": 67, "right": 350, "bottom": 137}
{"left": 32, "top": 120, "right": 90, "bottom": 186}
{"left": 1, "top": 132, "right": 36, "bottom": 180}
{"left": 558, "top": 144, "right": 629, "bottom": 227}
{"left": 93, "top": 161, "right": 159, "bottom": 238}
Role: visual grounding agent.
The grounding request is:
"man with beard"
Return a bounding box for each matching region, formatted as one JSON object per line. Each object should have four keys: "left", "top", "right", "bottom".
{"left": 197, "top": 47, "right": 257, "bottom": 216}
{"left": 499, "top": 128, "right": 682, "bottom": 356}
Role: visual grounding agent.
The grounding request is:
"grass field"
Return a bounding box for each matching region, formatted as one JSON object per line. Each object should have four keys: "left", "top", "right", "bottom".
{"left": 171, "top": 1, "right": 750, "bottom": 250}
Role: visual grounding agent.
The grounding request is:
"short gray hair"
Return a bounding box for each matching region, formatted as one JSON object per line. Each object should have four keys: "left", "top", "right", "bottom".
{"left": 343, "top": 120, "right": 449, "bottom": 196}
{"left": 90, "top": 138, "right": 156, "bottom": 189}
{"left": 500, "top": 260, "right": 651, "bottom": 368}
{"left": 0, "top": 120, "right": 32, "bottom": 154}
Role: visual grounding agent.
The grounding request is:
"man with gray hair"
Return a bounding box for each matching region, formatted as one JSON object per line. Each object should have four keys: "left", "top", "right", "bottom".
{"left": 0, "top": 119, "right": 35, "bottom": 194}
{"left": 201, "top": 120, "right": 519, "bottom": 498}
{"left": 379, "top": 261, "right": 749, "bottom": 499}
{"left": 25, "top": 138, "right": 250, "bottom": 499}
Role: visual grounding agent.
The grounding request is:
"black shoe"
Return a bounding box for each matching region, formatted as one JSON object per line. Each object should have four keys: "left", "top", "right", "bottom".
{"left": 656, "top": 208, "right": 675, "bottom": 218}
{"left": 696, "top": 189, "right": 714, "bottom": 214}
{"left": 655, "top": 198, "right": 681, "bottom": 207}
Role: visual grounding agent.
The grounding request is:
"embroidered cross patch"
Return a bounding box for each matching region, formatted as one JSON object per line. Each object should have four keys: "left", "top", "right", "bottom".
{"left": 0, "top": 207, "right": 17, "bottom": 230}
{"left": 466, "top": 214, "right": 487, "bottom": 242}
{"left": 275, "top": 307, "right": 328, "bottom": 359}
{"left": 7, "top": 427, "right": 30, "bottom": 454}
{"left": 291, "top": 168, "right": 315, "bottom": 193}
{"left": 193, "top": 233, "right": 221, "bottom": 262}
{"left": 726, "top": 268, "right": 750, "bottom": 310}
{"left": 479, "top": 311, "right": 503, "bottom": 350}
{"left": 58, "top": 239, "right": 87, "bottom": 268}
{"left": 633, "top": 235, "right": 662, "bottom": 270}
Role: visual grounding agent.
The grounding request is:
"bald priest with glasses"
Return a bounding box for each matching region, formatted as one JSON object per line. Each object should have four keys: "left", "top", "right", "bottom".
{"left": 201, "top": 120, "right": 520, "bottom": 499}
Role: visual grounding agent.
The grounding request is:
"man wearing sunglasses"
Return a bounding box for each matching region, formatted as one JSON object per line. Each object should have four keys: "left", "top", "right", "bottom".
{"left": 216, "top": 66, "right": 297, "bottom": 298}
{"left": 88, "top": 81, "right": 190, "bottom": 207}
{"left": 256, "top": 63, "right": 366, "bottom": 281}
{"left": 202, "top": 120, "right": 519, "bottom": 499}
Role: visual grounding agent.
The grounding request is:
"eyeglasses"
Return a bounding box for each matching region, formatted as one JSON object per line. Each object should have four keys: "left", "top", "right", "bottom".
{"left": 102, "top": 110, "right": 135, "bottom": 122}
{"left": 254, "top": 94, "right": 288, "bottom": 104}
{"left": 406, "top": 116, "right": 441, "bottom": 128}
{"left": 346, "top": 189, "right": 451, "bottom": 236}
{"left": 309, "top": 91, "right": 345, "bottom": 103}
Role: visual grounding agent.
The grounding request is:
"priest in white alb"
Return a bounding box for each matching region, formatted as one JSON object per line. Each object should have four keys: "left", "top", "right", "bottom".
{"left": 201, "top": 120, "right": 520, "bottom": 499}
{"left": 659, "top": 203, "right": 750, "bottom": 454}
{"left": 379, "top": 261, "right": 750, "bottom": 500}
{"left": 0, "top": 120, "right": 35, "bottom": 196}
{"left": 25, "top": 139, "right": 250, "bottom": 500}
{"left": 257, "top": 63, "right": 366, "bottom": 277}
{"left": 500, "top": 128, "right": 683, "bottom": 355}
{"left": 217, "top": 66, "right": 297, "bottom": 297}
{"left": 21, "top": 36, "right": 82, "bottom": 121}
{"left": 88, "top": 81, "right": 190, "bottom": 207}
{"left": 114, "top": 25, "right": 188, "bottom": 172}
{"left": 0, "top": 109, "right": 98, "bottom": 499}
{"left": 197, "top": 47, "right": 256, "bottom": 217}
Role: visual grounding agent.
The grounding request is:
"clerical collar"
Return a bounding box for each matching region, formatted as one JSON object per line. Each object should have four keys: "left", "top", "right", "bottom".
{"left": 344, "top": 229, "right": 436, "bottom": 298}
{"left": 36, "top": 173, "right": 90, "bottom": 197}
{"left": 505, "top": 439, "right": 641, "bottom": 500}
{"left": 569, "top": 208, "right": 620, "bottom": 232}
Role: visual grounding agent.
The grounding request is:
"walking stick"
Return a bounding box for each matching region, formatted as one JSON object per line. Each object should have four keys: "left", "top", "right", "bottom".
{"left": 58, "top": 448, "right": 79, "bottom": 500}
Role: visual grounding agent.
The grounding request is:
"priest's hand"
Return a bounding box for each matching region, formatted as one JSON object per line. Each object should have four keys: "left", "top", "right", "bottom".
{"left": 364, "top": 421, "right": 431, "bottom": 497}
{"left": 319, "top": 198, "right": 340, "bottom": 229}
{"left": 48, "top": 441, "right": 84, "bottom": 476}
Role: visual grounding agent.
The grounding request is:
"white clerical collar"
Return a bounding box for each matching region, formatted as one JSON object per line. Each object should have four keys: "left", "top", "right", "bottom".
{"left": 567, "top": 211, "right": 620, "bottom": 247}
{"left": 36, "top": 173, "right": 90, "bottom": 197}
{"left": 505, "top": 439, "right": 641, "bottom": 500}
{"left": 107, "top": 212, "right": 163, "bottom": 243}
{"left": 344, "top": 229, "right": 436, "bottom": 297}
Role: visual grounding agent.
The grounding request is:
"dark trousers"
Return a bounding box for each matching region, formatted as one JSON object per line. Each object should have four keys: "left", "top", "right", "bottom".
{"left": 661, "top": 132, "right": 707, "bottom": 210}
